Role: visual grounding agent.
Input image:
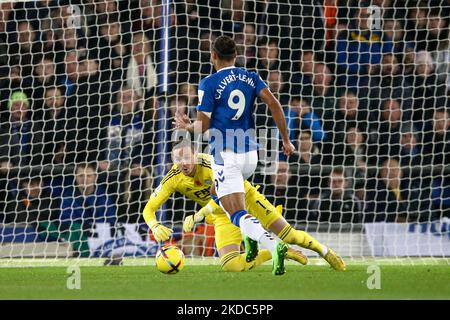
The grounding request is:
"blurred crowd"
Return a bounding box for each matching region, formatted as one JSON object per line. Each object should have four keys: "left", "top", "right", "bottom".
{"left": 0, "top": 0, "right": 449, "bottom": 250}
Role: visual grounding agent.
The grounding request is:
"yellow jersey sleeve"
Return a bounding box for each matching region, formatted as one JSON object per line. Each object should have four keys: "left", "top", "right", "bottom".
{"left": 142, "top": 167, "right": 181, "bottom": 227}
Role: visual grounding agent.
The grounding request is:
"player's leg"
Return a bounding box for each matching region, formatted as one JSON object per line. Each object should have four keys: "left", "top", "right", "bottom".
{"left": 268, "top": 216, "right": 345, "bottom": 271}
{"left": 214, "top": 214, "right": 271, "bottom": 272}
{"left": 212, "top": 150, "right": 287, "bottom": 275}
{"left": 219, "top": 245, "right": 272, "bottom": 272}
{"left": 245, "top": 184, "right": 346, "bottom": 271}
{"left": 244, "top": 235, "right": 308, "bottom": 265}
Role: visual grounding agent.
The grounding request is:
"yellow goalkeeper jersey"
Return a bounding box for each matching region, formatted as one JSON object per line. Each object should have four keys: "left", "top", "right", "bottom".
{"left": 143, "top": 153, "right": 216, "bottom": 226}
{"left": 143, "top": 152, "right": 281, "bottom": 249}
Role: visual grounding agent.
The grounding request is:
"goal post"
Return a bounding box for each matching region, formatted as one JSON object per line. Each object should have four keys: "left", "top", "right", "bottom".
{"left": 0, "top": 0, "right": 449, "bottom": 263}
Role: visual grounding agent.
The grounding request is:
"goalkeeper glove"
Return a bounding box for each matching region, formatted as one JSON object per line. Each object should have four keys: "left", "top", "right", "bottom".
{"left": 148, "top": 221, "right": 173, "bottom": 242}
{"left": 183, "top": 211, "right": 206, "bottom": 233}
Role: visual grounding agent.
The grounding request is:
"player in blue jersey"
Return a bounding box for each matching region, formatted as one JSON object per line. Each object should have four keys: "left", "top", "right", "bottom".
{"left": 175, "top": 35, "right": 295, "bottom": 275}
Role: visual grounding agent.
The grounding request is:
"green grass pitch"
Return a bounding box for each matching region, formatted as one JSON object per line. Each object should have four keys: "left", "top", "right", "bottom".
{"left": 0, "top": 258, "right": 449, "bottom": 299}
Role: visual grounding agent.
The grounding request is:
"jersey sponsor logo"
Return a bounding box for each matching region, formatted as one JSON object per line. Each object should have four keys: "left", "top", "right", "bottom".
{"left": 193, "top": 187, "right": 211, "bottom": 200}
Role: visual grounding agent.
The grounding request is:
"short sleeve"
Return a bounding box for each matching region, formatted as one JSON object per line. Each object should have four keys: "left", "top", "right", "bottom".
{"left": 254, "top": 73, "right": 268, "bottom": 96}
{"left": 196, "top": 79, "right": 215, "bottom": 118}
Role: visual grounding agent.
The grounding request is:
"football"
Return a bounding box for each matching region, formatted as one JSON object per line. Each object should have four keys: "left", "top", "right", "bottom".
{"left": 155, "top": 245, "right": 186, "bottom": 274}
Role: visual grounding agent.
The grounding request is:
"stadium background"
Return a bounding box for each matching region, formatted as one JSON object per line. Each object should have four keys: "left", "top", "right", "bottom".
{"left": 0, "top": 0, "right": 449, "bottom": 260}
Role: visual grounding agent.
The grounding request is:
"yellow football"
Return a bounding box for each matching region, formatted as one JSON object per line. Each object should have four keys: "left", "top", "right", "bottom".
{"left": 155, "top": 245, "right": 186, "bottom": 274}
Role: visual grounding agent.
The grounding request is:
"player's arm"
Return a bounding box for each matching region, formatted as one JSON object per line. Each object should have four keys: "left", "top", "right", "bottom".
{"left": 259, "top": 88, "right": 295, "bottom": 156}
{"left": 143, "top": 171, "right": 178, "bottom": 242}
{"left": 174, "top": 81, "right": 213, "bottom": 134}
{"left": 183, "top": 199, "right": 219, "bottom": 232}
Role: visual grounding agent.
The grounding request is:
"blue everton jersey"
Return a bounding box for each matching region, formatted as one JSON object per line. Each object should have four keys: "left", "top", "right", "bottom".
{"left": 196, "top": 66, "right": 267, "bottom": 162}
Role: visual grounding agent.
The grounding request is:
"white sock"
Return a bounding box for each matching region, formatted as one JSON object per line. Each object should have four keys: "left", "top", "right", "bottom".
{"left": 239, "top": 214, "right": 277, "bottom": 252}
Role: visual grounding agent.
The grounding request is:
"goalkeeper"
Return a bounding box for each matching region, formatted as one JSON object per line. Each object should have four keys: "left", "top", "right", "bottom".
{"left": 143, "top": 141, "right": 345, "bottom": 272}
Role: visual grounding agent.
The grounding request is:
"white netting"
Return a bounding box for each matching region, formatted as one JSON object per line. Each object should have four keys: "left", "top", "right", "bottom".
{"left": 0, "top": 0, "right": 449, "bottom": 262}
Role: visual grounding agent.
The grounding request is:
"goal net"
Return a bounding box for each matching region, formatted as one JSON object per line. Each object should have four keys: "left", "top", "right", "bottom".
{"left": 0, "top": 0, "right": 449, "bottom": 264}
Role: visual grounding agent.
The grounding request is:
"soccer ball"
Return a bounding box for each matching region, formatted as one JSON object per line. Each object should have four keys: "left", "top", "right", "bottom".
{"left": 155, "top": 245, "right": 185, "bottom": 274}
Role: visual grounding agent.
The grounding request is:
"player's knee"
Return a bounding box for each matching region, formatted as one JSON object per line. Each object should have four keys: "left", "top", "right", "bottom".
{"left": 221, "top": 256, "right": 246, "bottom": 272}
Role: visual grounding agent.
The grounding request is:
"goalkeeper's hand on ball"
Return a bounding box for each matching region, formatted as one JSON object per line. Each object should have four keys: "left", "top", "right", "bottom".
{"left": 148, "top": 221, "right": 173, "bottom": 242}
{"left": 183, "top": 211, "right": 206, "bottom": 232}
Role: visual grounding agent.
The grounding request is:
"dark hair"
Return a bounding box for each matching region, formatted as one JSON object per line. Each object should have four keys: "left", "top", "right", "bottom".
{"left": 299, "top": 129, "right": 312, "bottom": 138}
{"left": 435, "top": 107, "right": 449, "bottom": 115}
{"left": 76, "top": 162, "right": 97, "bottom": 173}
{"left": 45, "top": 85, "right": 66, "bottom": 97}
{"left": 212, "top": 35, "right": 237, "bottom": 61}
{"left": 20, "top": 176, "right": 41, "bottom": 186}
{"left": 331, "top": 166, "right": 345, "bottom": 176}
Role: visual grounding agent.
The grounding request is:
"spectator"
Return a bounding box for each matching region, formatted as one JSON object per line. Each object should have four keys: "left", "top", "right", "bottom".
{"left": 178, "top": 83, "right": 198, "bottom": 108}
{"left": 42, "top": 86, "right": 68, "bottom": 165}
{"left": 288, "top": 130, "right": 322, "bottom": 212}
{"left": 221, "top": 0, "right": 245, "bottom": 34}
{"left": 14, "top": 177, "right": 60, "bottom": 227}
{"left": 267, "top": 70, "right": 289, "bottom": 106}
{"left": 301, "top": 62, "right": 336, "bottom": 116}
{"left": 407, "top": 7, "right": 448, "bottom": 52}
{"left": 290, "top": 50, "right": 315, "bottom": 95}
{"left": 257, "top": 161, "right": 302, "bottom": 221}
{"left": 0, "top": 65, "right": 33, "bottom": 118}
{"left": 364, "top": 53, "right": 413, "bottom": 117}
{"left": 93, "top": 14, "right": 127, "bottom": 93}
{"left": 368, "top": 99, "right": 406, "bottom": 165}
{"left": 309, "top": 167, "right": 362, "bottom": 223}
{"left": 0, "top": 2, "right": 13, "bottom": 44}
{"left": 102, "top": 86, "right": 154, "bottom": 171}
{"left": 383, "top": 19, "right": 414, "bottom": 58}
{"left": 197, "top": 31, "right": 216, "bottom": 81}
{"left": 169, "top": 97, "right": 188, "bottom": 120}
{"left": 0, "top": 91, "right": 45, "bottom": 167}
{"left": 399, "top": 123, "right": 423, "bottom": 168}
{"left": 255, "top": 37, "right": 281, "bottom": 79}
{"left": 60, "top": 163, "right": 116, "bottom": 257}
{"left": 335, "top": 6, "right": 392, "bottom": 90}
{"left": 406, "top": 50, "right": 448, "bottom": 131}
{"left": 423, "top": 108, "right": 450, "bottom": 166}
{"left": 0, "top": 163, "right": 16, "bottom": 224}
{"left": 365, "top": 158, "right": 428, "bottom": 223}
{"left": 116, "top": 163, "right": 153, "bottom": 224}
{"left": 242, "top": 23, "right": 257, "bottom": 70}
{"left": 255, "top": 70, "right": 288, "bottom": 128}
{"left": 323, "top": 91, "right": 372, "bottom": 165}
{"left": 432, "top": 35, "right": 450, "bottom": 92}
{"left": 63, "top": 50, "right": 107, "bottom": 165}
{"left": 293, "top": 97, "right": 326, "bottom": 144}
{"left": 8, "top": 20, "right": 42, "bottom": 77}
{"left": 234, "top": 32, "right": 246, "bottom": 68}
{"left": 0, "top": 5, "right": 10, "bottom": 77}
{"left": 125, "top": 32, "right": 157, "bottom": 107}
{"left": 424, "top": 108, "right": 450, "bottom": 219}
{"left": 342, "top": 126, "right": 369, "bottom": 191}
{"left": 30, "top": 54, "right": 64, "bottom": 117}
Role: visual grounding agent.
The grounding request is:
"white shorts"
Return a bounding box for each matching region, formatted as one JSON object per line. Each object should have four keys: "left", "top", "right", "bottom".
{"left": 211, "top": 150, "right": 258, "bottom": 199}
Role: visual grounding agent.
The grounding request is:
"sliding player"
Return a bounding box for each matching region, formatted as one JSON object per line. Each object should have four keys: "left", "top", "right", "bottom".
{"left": 144, "top": 142, "right": 345, "bottom": 272}
{"left": 144, "top": 142, "right": 308, "bottom": 271}
{"left": 174, "top": 35, "right": 295, "bottom": 275}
